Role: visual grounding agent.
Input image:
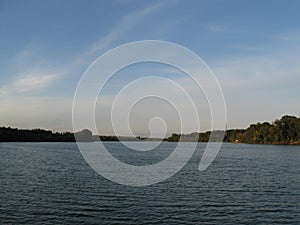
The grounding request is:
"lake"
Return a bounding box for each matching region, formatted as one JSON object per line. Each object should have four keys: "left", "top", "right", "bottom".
{"left": 0, "top": 142, "right": 299, "bottom": 224}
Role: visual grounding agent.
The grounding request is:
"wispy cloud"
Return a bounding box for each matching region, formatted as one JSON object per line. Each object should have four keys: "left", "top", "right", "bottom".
{"left": 206, "top": 24, "right": 233, "bottom": 33}
{"left": 113, "top": 0, "right": 137, "bottom": 6}
{"left": 207, "top": 24, "right": 226, "bottom": 33}
{"left": 273, "top": 32, "right": 300, "bottom": 42}
{"left": 15, "top": 73, "right": 61, "bottom": 93}
{"left": 77, "top": 1, "right": 170, "bottom": 63}
{"left": 214, "top": 53, "right": 300, "bottom": 92}
{"left": 0, "top": 70, "right": 65, "bottom": 96}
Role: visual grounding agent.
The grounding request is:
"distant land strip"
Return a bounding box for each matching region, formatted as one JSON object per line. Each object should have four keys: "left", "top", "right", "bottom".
{"left": 0, "top": 115, "right": 300, "bottom": 145}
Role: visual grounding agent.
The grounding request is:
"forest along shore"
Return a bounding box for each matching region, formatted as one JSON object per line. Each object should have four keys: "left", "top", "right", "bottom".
{"left": 168, "top": 115, "right": 300, "bottom": 145}
{"left": 1, "top": 115, "right": 300, "bottom": 145}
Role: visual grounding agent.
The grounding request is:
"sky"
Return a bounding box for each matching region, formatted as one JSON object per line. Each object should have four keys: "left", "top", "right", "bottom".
{"left": 0, "top": 0, "right": 300, "bottom": 137}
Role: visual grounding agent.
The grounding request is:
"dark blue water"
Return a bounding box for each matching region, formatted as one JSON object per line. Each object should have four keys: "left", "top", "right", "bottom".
{"left": 0, "top": 142, "right": 299, "bottom": 224}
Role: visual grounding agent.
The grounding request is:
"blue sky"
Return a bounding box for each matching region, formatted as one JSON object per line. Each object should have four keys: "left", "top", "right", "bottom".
{"left": 1, "top": 0, "right": 300, "bottom": 135}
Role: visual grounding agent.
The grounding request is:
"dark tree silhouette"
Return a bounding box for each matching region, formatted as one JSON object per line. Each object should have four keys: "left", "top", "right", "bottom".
{"left": 167, "top": 115, "right": 300, "bottom": 145}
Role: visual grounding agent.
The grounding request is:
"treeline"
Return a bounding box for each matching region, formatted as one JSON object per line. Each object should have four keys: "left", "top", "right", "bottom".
{"left": 167, "top": 115, "right": 300, "bottom": 144}
{"left": 0, "top": 127, "right": 93, "bottom": 142}
{"left": 0, "top": 127, "right": 160, "bottom": 142}
{"left": 2, "top": 115, "right": 300, "bottom": 144}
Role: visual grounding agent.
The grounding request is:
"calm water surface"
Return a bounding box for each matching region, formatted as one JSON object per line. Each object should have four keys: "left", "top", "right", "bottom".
{"left": 0, "top": 142, "right": 299, "bottom": 224}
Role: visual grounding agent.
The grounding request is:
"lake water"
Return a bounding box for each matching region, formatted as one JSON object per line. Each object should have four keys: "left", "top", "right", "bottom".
{"left": 0, "top": 142, "right": 299, "bottom": 224}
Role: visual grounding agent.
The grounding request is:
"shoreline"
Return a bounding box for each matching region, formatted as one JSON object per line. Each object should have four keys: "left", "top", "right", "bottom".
{"left": 1, "top": 115, "right": 300, "bottom": 145}
{"left": 1, "top": 140, "right": 300, "bottom": 145}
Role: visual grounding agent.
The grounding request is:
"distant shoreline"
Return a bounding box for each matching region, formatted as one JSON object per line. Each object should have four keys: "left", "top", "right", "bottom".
{"left": 1, "top": 115, "right": 300, "bottom": 145}
{"left": 0, "top": 140, "right": 299, "bottom": 146}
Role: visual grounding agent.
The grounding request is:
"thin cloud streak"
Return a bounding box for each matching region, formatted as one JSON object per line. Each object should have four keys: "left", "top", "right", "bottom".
{"left": 75, "top": 1, "right": 171, "bottom": 65}
{"left": 1, "top": 1, "right": 173, "bottom": 97}
{"left": 0, "top": 70, "right": 65, "bottom": 96}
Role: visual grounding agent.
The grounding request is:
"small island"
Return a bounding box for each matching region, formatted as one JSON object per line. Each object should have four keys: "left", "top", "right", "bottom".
{"left": 1, "top": 115, "right": 300, "bottom": 145}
